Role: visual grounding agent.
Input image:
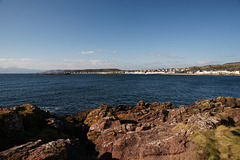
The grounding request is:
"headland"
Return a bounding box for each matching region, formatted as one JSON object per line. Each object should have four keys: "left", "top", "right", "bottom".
{"left": 39, "top": 62, "right": 240, "bottom": 76}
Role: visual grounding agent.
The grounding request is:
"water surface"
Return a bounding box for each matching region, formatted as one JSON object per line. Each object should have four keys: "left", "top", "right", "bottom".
{"left": 0, "top": 74, "right": 239, "bottom": 115}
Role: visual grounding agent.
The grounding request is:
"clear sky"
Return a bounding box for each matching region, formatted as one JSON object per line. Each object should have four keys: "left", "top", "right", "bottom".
{"left": 0, "top": 0, "right": 240, "bottom": 72}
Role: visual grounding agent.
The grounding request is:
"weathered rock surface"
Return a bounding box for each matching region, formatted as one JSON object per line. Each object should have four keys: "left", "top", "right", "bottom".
{"left": 0, "top": 139, "right": 87, "bottom": 160}
{"left": 84, "top": 97, "right": 240, "bottom": 159}
{"left": 1, "top": 97, "right": 240, "bottom": 160}
{"left": 0, "top": 104, "right": 93, "bottom": 155}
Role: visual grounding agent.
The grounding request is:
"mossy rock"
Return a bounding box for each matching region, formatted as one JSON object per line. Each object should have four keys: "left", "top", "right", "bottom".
{"left": 190, "top": 125, "right": 240, "bottom": 160}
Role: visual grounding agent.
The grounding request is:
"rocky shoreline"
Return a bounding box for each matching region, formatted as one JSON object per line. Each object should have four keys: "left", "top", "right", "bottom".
{"left": 0, "top": 97, "right": 240, "bottom": 160}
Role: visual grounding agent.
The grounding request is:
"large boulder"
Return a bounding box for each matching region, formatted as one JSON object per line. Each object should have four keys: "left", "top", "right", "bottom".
{"left": 223, "top": 108, "right": 240, "bottom": 127}
{"left": 0, "top": 104, "right": 81, "bottom": 151}
{"left": 84, "top": 104, "right": 113, "bottom": 127}
{"left": 106, "top": 126, "right": 202, "bottom": 160}
{"left": 217, "top": 96, "right": 240, "bottom": 108}
{"left": 0, "top": 104, "right": 51, "bottom": 151}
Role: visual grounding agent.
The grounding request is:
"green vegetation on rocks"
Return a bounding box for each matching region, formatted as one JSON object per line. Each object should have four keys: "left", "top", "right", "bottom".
{"left": 190, "top": 126, "right": 240, "bottom": 160}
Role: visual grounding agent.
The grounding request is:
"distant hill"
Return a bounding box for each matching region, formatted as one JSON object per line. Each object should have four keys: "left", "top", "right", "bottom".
{"left": 0, "top": 67, "right": 44, "bottom": 73}
{"left": 63, "top": 68, "right": 121, "bottom": 73}
{"left": 188, "top": 62, "right": 240, "bottom": 72}
{"left": 41, "top": 68, "right": 122, "bottom": 75}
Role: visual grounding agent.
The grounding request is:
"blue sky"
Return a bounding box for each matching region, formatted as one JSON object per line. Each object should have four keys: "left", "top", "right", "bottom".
{"left": 0, "top": 0, "right": 240, "bottom": 72}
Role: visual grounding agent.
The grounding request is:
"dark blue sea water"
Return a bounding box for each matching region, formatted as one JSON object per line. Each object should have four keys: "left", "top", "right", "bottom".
{"left": 0, "top": 74, "right": 239, "bottom": 115}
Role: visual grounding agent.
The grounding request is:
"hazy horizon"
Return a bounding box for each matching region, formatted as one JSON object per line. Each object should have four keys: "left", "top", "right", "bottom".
{"left": 1, "top": 0, "right": 240, "bottom": 73}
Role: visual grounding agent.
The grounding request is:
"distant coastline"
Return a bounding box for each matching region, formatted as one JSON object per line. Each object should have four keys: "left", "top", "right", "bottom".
{"left": 38, "top": 62, "right": 240, "bottom": 76}
{"left": 39, "top": 72, "right": 240, "bottom": 76}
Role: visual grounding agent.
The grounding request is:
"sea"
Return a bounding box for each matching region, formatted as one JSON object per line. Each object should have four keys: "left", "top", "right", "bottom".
{"left": 0, "top": 74, "right": 239, "bottom": 115}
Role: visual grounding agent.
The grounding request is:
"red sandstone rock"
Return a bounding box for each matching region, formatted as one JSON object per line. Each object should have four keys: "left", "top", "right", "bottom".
{"left": 0, "top": 139, "right": 86, "bottom": 160}
{"left": 110, "top": 126, "right": 189, "bottom": 160}
{"left": 187, "top": 113, "right": 222, "bottom": 129}
{"left": 1, "top": 97, "right": 240, "bottom": 160}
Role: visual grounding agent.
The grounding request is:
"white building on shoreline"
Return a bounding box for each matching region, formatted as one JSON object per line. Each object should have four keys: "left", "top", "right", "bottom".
{"left": 194, "top": 70, "right": 240, "bottom": 75}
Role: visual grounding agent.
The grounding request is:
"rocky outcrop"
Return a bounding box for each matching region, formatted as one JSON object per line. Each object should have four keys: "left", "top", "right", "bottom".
{"left": 1, "top": 97, "right": 240, "bottom": 160}
{"left": 0, "top": 139, "right": 87, "bottom": 160}
{"left": 187, "top": 96, "right": 240, "bottom": 113}
{"left": 84, "top": 97, "right": 240, "bottom": 159}
{"left": 0, "top": 104, "right": 50, "bottom": 151}
{"left": 0, "top": 104, "right": 91, "bottom": 153}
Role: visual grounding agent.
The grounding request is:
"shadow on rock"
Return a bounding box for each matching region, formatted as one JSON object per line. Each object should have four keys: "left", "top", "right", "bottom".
{"left": 98, "top": 152, "right": 119, "bottom": 160}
